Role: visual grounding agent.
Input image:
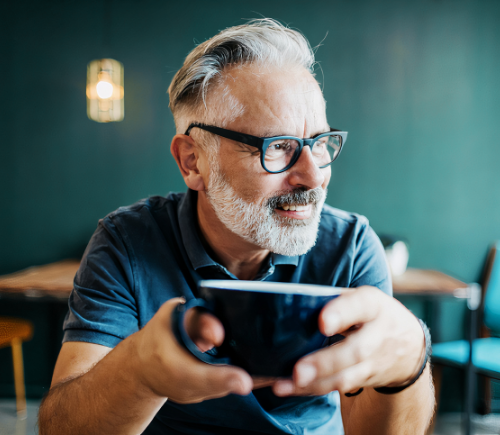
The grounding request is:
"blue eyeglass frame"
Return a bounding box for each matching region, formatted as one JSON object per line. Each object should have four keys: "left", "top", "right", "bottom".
{"left": 184, "top": 123, "right": 348, "bottom": 174}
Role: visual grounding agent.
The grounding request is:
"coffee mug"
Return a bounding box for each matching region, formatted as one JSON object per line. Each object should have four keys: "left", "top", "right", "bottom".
{"left": 172, "top": 280, "right": 347, "bottom": 377}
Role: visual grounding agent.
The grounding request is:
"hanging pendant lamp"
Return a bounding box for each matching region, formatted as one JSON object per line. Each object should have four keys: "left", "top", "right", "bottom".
{"left": 86, "top": 58, "right": 124, "bottom": 123}
{"left": 86, "top": 0, "right": 123, "bottom": 123}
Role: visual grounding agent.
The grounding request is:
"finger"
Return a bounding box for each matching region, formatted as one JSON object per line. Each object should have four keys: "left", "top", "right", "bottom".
{"left": 319, "top": 286, "right": 388, "bottom": 336}
{"left": 171, "top": 364, "right": 254, "bottom": 404}
{"left": 158, "top": 300, "right": 252, "bottom": 398}
{"left": 252, "top": 376, "right": 281, "bottom": 390}
{"left": 274, "top": 361, "right": 374, "bottom": 397}
{"left": 293, "top": 325, "right": 381, "bottom": 385}
{"left": 194, "top": 364, "right": 254, "bottom": 399}
{"left": 272, "top": 379, "right": 296, "bottom": 397}
{"left": 308, "top": 360, "right": 375, "bottom": 395}
{"left": 184, "top": 309, "right": 225, "bottom": 352}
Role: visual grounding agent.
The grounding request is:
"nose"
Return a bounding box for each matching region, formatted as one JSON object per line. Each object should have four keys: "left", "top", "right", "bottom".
{"left": 286, "top": 145, "right": 327, "bottom": 190}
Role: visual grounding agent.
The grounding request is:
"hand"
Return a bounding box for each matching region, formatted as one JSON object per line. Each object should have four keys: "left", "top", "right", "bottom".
{"left": 182, "top": 309, "right": 280, "bottom": 390}
{"left": 272, "top": 286, "right": 425, "bottom": 397}
{"left": 131, "top": 298, "right": 253, "bottom": 404}
{"left": 252, "top": 377, "right": 282, "bottom": 390}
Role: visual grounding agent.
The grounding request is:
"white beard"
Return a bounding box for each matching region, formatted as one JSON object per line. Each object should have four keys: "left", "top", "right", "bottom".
{"left": 206, "top": 163, "right": 326, "bottom": 257}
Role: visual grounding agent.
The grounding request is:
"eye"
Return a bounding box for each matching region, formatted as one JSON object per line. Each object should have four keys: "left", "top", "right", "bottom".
{"left": 268, "top": 140, "right": 293, "bottom": 152}
{"left": 264, "top": 139, "right": 300, "bottom": 165}
{"left": 312, "top": 139, "right": 328, "bottom": 155}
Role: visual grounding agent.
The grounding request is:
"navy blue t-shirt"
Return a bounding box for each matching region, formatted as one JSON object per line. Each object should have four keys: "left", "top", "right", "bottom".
{"left": 63, "top": 189, "right": 391, "bottom": 434}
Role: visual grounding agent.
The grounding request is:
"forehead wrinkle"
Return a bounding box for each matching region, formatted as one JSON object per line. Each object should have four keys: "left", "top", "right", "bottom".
{"left": 226, "top": 64, "right": 327, "bottom": 137}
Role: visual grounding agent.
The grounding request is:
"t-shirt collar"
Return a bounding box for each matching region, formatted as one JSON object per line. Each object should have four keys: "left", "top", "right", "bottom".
{"left": 177, "top": 189, "right": 299, "bottom": 273}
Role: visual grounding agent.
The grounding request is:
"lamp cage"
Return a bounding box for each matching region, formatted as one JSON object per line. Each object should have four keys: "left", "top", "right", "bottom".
{"left": 86, "top": 58, "right": 124, "bottom": 123}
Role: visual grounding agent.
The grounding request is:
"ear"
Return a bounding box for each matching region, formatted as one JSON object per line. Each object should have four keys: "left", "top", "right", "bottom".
{"left": 171, "top": 134, "right": 207, "bottom": 191}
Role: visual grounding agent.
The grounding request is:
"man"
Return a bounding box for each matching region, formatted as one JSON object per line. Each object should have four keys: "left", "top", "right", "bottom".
{"left": 39, "top": 19, "right": 434, "bottom": 434}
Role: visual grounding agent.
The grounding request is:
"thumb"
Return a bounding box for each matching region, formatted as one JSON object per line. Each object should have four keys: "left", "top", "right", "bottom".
{"left": 160, "top": 299, "right": 253, "bottom": 398}
{"left": 319, "top": 287, "right": 382, "bottom": 336}
{"left": 201, "top": 364, "right": 253, "bottom": 397}
{"left": 185, "top": 310, "right": 225, "bottom": 352}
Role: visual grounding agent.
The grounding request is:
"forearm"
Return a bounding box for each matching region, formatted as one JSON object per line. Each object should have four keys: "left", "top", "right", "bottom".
{"left": 341, "top": 364, "right": 435, "bottom": 435}
{"left": 39, "top": 333, "right": 166, "bottom": 435}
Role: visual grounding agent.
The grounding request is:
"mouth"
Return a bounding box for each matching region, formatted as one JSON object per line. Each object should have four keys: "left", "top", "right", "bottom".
{"left": 274, "top": 203, "right": 313, "bottom": 219}
{"left": 267, "top": 187, "right": 325, "bottom": 221}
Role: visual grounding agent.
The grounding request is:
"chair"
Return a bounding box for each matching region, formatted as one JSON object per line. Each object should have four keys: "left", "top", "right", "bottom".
{"left": 431, "top": 241, "right": 500, "bottom": 435}
{"left": 0, "top": 317, "right": 33, "bottom": 418}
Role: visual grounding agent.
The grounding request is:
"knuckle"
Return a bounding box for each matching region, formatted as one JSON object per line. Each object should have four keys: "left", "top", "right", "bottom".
{"left": 317, "top": 380, "right": 335, "bottom": 396}
{"left": 335, "top": 374, "right": 352, "bottom": 393}
{"left": 316, "top": 354, "right": 334, "bottom": 376}
{"left": 352, "top": 345, "right": 369, "bottom": 363}
{"left": 304, "top": 378, "right": 335, "bottom": 396}
{"left": 338, "top": 368, "right": 362, "bottom": 393}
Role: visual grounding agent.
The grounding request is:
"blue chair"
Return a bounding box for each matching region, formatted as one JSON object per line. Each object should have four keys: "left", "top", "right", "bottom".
{"left": 432, "top": 241, "right": 500, "bottom": 435}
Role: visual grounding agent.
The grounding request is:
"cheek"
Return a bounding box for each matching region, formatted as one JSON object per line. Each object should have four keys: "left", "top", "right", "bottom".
{"left": 218, "top": 142, "right": 262, "bottom": 178}
{"left": 221, "top": 155, "right": 260, "bottom": 184}
{"left": 217, "top": 156, "right": 261, "bottom": 196}
{"left": 223, "top": 162, "right": 290, "bottom": 202}
{"left": 197, "top": 155, "right": 212, "bottom": 184}
{"left": 322, "top": 167, "right": 332, "bottom": 190}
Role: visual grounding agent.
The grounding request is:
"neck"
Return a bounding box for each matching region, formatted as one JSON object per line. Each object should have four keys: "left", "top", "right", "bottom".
{"left": 196, "top": 191, "right": 270, "bottom": 280}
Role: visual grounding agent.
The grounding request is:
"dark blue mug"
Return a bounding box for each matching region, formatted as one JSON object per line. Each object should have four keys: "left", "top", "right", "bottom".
{"left": 172, "top": 280, "right": 347, "bottom": 377}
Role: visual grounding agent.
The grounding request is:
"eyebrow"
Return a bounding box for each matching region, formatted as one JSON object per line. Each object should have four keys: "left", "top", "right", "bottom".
{"left": 259, "top": 127, "right": 331, "bottom": 138}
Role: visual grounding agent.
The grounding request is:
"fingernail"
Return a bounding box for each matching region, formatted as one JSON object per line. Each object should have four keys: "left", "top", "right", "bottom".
{"left": 228, "top": 378, "right": 242, "bottom": 392}
{"left": 229, "top": 377, "right": 251, "bottom": 396}
{"left": 274, "top": 381, "right": 295, "bottom": 396}
{"left": 296, "top": 363, "right": 317, "bottom": 387}
{"left": 324, "top": 316, "right": 340, "bottom": 336}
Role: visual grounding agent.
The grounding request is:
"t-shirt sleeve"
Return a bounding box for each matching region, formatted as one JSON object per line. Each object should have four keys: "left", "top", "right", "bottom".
{"left": 63, "top": 216, "right": 138, "bottom": 348}
{"left": 350, "top": 224, "right": 392, "bottom": 296}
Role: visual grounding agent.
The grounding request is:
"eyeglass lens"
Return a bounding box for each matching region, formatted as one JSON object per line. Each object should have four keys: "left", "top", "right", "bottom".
{"left": 264, "top": 134, "right": 342, "bottom": 171}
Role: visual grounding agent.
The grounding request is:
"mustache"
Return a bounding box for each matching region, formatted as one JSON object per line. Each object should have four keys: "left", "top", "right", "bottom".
{"left": 267, "top": 187, "right": 325, "bottom": 209}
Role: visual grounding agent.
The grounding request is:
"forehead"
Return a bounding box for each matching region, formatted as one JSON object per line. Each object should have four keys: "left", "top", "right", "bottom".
{"left": 220, "top": 64, "right": 328, "bottom": 137}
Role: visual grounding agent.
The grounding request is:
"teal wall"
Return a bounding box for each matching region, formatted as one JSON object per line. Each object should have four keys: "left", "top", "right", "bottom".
{"left": 1, "top": 0, "right": 499, "bottom": 280}
{"left": 1, "top": 0, "right": 500, "bottom": 409}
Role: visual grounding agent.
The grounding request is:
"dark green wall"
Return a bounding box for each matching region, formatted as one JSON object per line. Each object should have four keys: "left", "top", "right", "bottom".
{"left": 1, "top": 0, "right": 499, "bottom": 280}
{"left": 1, "top": 0, "right": 499, "bottom": 409}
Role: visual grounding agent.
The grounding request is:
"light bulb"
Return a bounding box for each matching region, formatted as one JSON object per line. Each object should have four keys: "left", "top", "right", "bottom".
{"left": 87, "top": 59, "right": 124, "bottom": 122}
{"left": 96, "top": 81, "right": 114, "bottom": 99}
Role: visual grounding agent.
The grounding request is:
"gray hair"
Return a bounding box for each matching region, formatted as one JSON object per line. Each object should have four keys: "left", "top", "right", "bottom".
{"left": 168, "top": 18, "right": 317, "bottom": 140}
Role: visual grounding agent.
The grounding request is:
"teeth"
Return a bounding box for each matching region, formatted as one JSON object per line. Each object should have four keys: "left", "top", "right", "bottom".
{"left": 280, "top": 204, "right": 309, "bottom": 212}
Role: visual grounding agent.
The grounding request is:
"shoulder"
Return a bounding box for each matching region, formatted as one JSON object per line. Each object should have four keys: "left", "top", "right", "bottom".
{"left": 99, "top": 192, "right": 185, "bottom": 234}
{"left": 319, "top": 203, "right": 370, "bottom": 237}
{"left": 315, "top": 203, "right": 376, "bottom": 256}
{"left": 320, "top": 203, "right": 368, "bottom": 223}
{"left": 307, "top": 204, "right": 391, "bottom": 295}
{"left": 105, "top": 192, "right": 184, "bottom": 222}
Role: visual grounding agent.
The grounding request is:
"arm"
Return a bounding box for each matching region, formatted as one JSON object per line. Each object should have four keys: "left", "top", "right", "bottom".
{"left": 39, "top": 298, "right": 253, "bottom": 435}
{"left": 271, "top": 287, "right": 435, "bottom": 435}
{"left": 340, "top": 364, "right": 434, "bottom": 435}
{"left": 39, "top": 337, "right": 166, "bottom": 435}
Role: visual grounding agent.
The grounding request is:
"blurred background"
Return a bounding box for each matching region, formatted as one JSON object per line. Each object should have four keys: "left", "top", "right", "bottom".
{"left": 1, "top": 0, "right": 499, "bottom": 432}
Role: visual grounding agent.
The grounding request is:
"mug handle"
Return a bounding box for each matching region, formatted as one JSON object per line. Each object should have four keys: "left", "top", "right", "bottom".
{"left": 171, "top": 298, "right": 232, "bottom": 366}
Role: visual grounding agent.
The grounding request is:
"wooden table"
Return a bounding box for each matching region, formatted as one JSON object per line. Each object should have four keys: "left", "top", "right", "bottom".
{"left": 0, "top": 262, "right": 467, "bottom": 299}
{"left": 393, "top": 268, "right": 468, "bottom": 297}
{"left": 0, "top": 260, "right": 81, "bottom": 389}
{"left": 393, "top": 268, "right": 470, "bottom": 342}
{"left": 0, "top": 262, "right": 470, "bottom": 342}
{"left": 0, "top": 260, "right": 80, "bottom": 301}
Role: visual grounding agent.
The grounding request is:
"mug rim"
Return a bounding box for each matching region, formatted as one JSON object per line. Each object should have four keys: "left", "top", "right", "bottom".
{"left": 199, "top": 280, "right": 350, "bottom": 297}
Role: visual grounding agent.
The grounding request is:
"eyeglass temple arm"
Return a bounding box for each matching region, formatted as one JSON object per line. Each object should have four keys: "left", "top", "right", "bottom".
{"left": 185, "top": 124, "right": 264, "bottom": 149}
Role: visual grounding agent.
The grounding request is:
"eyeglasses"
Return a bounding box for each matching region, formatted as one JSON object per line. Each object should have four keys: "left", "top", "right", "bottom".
{"left": 185, "top": 123, "right": 347, "bottom": 174}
